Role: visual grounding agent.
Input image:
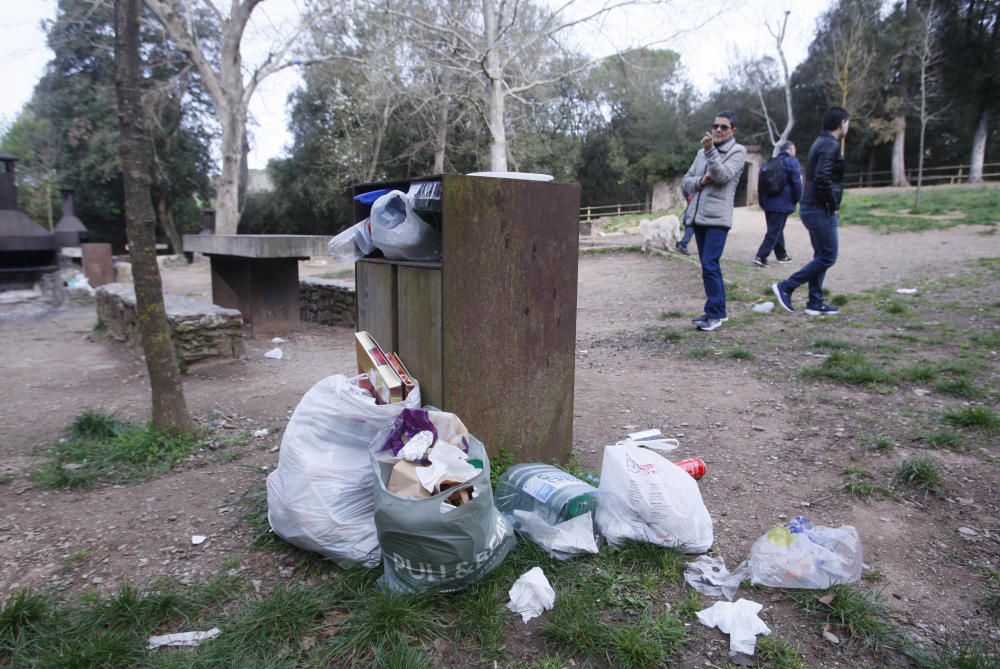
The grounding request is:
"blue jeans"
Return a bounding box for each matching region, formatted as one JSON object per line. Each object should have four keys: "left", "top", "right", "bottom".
{"left": 693, "top": 225, "right": 729, "bottom": 318}
{"left": 780, "top": 205, "right": 838, "bottom": 308}
{"left": 678, "top": 222, "right": 695, "bottom": 248}
{"left": 756, "top": 210, "right": 789, "bottom": 260}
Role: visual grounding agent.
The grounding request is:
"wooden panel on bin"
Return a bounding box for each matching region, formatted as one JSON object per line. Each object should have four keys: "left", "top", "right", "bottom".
{"left": 439, "top": 175, "right": 580, "bottom": 463}
{"left": 396, "top": 266, "right": 442, "bottom": 408}
{"left": 355, "top": 259, "right": 397, "bottom": 351}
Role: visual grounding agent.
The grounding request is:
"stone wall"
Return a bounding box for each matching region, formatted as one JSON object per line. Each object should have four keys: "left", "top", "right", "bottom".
{"left": 95, "top": 283, "right": 244, "bottom": 363}
{"left": 299, "top": 277, "right": 356, "bottom": 328}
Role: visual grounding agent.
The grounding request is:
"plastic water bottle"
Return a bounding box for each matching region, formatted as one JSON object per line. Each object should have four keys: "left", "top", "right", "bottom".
{"left": 494, "top": 464, "right": 598, "bottom": 526}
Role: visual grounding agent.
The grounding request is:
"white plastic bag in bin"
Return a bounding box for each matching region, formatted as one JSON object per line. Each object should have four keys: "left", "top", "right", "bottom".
{"left": 266, "top": 374, "right": 421, "bottom": 568}
{"left": 327, "top": 219, "right": 375, "bottom": 263}
{"left": 369, "top": 190, "right": 441, "bottom": 261}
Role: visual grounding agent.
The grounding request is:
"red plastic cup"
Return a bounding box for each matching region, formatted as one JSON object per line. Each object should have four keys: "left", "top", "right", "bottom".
{"left": 674, "top": 457, "right": 706, "bottom": 480}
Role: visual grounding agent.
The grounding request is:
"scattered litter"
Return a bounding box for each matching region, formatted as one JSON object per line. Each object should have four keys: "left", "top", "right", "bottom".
{"left": 264, "top": 347, "right": 283, "bottom": 360}
{"left": 696, "top": 598, "right": 771, "bottom": 655}
{"left": 752, "top": 301, "right": 774, "bottom": 313}
{"left": 147, "top": 628, "right": 221, "bottom": 649}
{"left": 958, "top": 527, "right": 979, "bottom": 538}
{"left": 822, "top": 624, "right": 841, "bottom": 644}
{"left": 913, "top": 388, "right": 931, "bottom": 397}
{"left": 496, "top": 464, "right": 600, "bottom": 559}
{"left": 507, "top": 567, "right": 556, "bottom": 623}
{"left": 805, "top": 352, "right": 830, "bottom": 358}
{"left": 896, "top": 288, "right": 918, "bottom": 294}
{"left": 253, "top": 428, "right": 269, "bottom": 438}
{"left": 618, "top": 428, "right": 679, "bottom": 453}
{"left": 191, "top": 535, "right": 206, "bottom": 545}
{"left": 271, "top": 337, "right": 286, "bottom": 344}
{"left": 748, "top": 516, "right": 862, "bottom": 589}
{"left": 684, "top": 555, "right": 748, "bottom": 601}
{"left": 596, "top": 441, "right": 713, "bottom": 553}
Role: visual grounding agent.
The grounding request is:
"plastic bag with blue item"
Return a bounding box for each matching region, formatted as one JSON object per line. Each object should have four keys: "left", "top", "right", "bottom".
{"left": 747, "top": 516, "right": 862, "bottom": 589}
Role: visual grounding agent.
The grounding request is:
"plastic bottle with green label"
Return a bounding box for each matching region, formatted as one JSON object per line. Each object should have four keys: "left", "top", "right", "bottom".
{"left": 494, "top": 463, "right": 598, "bottom": 526}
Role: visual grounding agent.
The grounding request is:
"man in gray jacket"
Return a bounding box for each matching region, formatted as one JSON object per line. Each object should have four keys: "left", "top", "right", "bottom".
{"left": 681, "top": 111, "right": 748, "bottom": 331}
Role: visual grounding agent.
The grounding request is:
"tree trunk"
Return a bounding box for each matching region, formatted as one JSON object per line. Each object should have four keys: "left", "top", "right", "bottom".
{"left": 483, "top": 0, "right": 507, "bottom": 171}
{"left": 891, "top": 115, "right": 909, "bottom": 187}
{"left": 969, "top": 106, "right": 988, "bottom": 183}
{"left": 156, "top": 196, "right": 184, "bottom": 255}
{"left": 216, "top": 106, "right": 244, "bottom": 235}
{"left": 432, "top": 83, "right": 451, "bottom": 174}
{"left": 114, "top": 0, "right": 192, "bottom": 434}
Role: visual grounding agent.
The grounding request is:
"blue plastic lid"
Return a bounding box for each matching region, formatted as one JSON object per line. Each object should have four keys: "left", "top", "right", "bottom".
{"left": 353, "top": 188, "right": 393, "bottom": 205}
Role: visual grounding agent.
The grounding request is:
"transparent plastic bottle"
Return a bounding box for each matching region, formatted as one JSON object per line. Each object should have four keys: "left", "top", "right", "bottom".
{"left": 494, "top": 464, "right": 598, "bottom": 526}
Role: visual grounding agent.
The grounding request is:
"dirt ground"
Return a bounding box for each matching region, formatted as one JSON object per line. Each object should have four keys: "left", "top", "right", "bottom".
{"left": 1, "top": 206, "right": 998, "bottom": 667}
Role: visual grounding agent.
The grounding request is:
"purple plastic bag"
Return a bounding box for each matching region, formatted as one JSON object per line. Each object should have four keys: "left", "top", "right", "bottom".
{"left": 382, "top": 409, "right": 438, "bottom": 458}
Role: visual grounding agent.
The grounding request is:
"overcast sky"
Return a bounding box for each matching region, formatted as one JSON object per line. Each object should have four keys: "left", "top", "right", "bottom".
{"left": 0, "top": 0, "right": 832, "bottom": 170}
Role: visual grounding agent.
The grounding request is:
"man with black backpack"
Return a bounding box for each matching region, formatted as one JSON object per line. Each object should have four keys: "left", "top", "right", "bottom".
{"left": 754, "top": 140, "right": 802, "bottom": 267}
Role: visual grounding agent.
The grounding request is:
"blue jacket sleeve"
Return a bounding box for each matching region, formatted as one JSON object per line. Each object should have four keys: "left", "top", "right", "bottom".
{"left": 786, "top": 155, "right": 802, "bottom": 204}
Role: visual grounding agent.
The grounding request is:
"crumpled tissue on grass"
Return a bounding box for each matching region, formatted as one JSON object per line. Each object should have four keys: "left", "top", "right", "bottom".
{"left": 507, "top": 567, "right": 556, "bottom": 623}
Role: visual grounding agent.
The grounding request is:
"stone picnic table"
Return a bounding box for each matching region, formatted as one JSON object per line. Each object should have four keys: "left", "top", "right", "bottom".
{"left": 182, "top": 234, "right": 330, "bottom": 336}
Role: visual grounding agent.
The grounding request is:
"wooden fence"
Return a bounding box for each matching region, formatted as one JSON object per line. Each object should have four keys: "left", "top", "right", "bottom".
{"left": 579, "top": 201, "right": 651, "bottom": 222}
{"left": 844, "top": 162, "right": 1000, "bottom": 188}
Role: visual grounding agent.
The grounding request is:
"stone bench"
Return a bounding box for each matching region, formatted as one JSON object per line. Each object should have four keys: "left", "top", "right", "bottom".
{"left": 95, "top": 283, "right": 244, "bottom": 364}
{"left": 299, "top": 277, "right": 356, "bottom": 328}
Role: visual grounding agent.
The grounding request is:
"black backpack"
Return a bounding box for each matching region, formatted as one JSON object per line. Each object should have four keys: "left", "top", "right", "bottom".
{"left": 758, "top": 156, "right": 787, "bottom": 198}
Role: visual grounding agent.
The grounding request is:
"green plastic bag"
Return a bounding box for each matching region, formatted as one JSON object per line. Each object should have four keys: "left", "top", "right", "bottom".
{"left": 371, "top": 433, "right": 515, "bottom": 594}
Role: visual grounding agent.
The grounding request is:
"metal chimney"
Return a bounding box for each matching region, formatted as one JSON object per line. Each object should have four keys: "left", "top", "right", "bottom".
{"left": 54, "top": 188, "right": 89, "bottom": 248}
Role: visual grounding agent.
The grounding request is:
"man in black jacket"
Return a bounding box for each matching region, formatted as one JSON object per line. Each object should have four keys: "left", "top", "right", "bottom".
{"left": 772, "top": 107, "right": 849, "bottom": 316}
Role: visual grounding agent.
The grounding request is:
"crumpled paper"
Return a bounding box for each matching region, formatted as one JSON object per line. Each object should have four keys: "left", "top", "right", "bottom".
{"left": 147, "top": 628, "right": 221, "bottom": 649}
{"left": 696, "top": 598, "right": 771, "bottom": 655}
{"left": 415, "top": 441, "right": 479, "bottom": 493}
{"left": 507, "top": 566, "right": 556, "bottom": 623}
{"left": 684, "top": 555, "right": 749, "bottom": 601}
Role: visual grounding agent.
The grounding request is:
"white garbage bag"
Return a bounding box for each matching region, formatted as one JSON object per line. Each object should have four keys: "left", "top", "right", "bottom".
{"left": 369, "top": 191, "right": 441, "bottom": 261}
{"left": 595, "top": 443, "right": 713, "bottom": 553}
{"left": 266, "top": 374, "right": 421, "bottom": 568}
{"left": 748, "top": 516, "right": 862, "bottom": 589}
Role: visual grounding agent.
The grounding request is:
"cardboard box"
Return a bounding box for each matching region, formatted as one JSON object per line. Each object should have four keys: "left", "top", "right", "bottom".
{"left": 386, "top": 351, "right": 416, "bottom": 399}
{"left": 354, "top": 331, "right": 404, "bottom": 404}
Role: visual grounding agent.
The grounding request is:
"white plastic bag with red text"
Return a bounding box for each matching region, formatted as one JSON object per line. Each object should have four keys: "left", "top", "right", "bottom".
{"left": 595, "top": 443, "right": 713, "bottom": 553}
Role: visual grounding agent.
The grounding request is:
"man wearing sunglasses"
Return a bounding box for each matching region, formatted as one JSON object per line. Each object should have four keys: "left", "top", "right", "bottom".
{"left": 681, "top": 111, "right": 747, "bottom": 331}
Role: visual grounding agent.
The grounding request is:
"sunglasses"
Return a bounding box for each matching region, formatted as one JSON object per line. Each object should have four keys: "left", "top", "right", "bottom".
{"left": 711, "top": 124, "right": 732, "bottom": 130}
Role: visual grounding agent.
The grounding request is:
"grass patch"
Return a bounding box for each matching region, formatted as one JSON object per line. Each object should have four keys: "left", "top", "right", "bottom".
{"left": 659, "top": 310, "right": 684, "bottom": 319}
{"left": 800, "top": 351, "right": 896, "bottom": 388}
{"left": 901, "top": 362, "right": 938, "bottom": 383}
{"left": 687, "top": 346, "right": 713, "bottom": 359}
{"left": 839, "top": 187, "right": 1000, "bottom": 232}
{"left": 830, "top": 293, "right": 850, "bottom": 307}
{"left": 725, "top": 281, "right": 759, "bottom": 303}
{"left": 791, "top": 585, "right": 914, "bottom": 656}
{"left": 982, "top": 569, "right": 1000, "bottom": 624}
{"left": 809, "top": 338, "right": 853, "bottom": 350}
{"left": 756, "top": 635, "right": 807, "bottom": 669}
{"left": 882, "top": 299, "right": 909, "bottom": 315}
{"left": 969, "top": 330, "right": 1000, "bottom": 349}
{"left": 934, "top": 379, "right": 984, "bottom": 399}
{"left": 894, "top": 457, "right": 943, "bottom": 494}
{"left": 659, "top": 328, "right": 685, "bottom": 343}
{"left": 580, "top": 244, "right": 643, "bottom": 255}
{"left": 942, "top": 406, "right": 1000, "bottom": 433}
{"left": 923, "top": 429, "right": 966, "bottom": 451}
{"left": 318, "top": 268, "right": 354, "bottom": 280}
{"left": 869, "top": 436, "right": 896, "bottom": 451}
{"left": 841, "top": 466, "right": 891, "bottom": 499}
{"left": 728, "top": 345, "right": 753, "bottom": 360}
{"left": 30, "top": 412, "right": 204, "bottom": 489}
{"left": 0, "top": 472, "right": 14, "bottom": 485}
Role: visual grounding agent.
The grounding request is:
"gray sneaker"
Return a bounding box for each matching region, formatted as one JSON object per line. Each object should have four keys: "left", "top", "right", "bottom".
{"left": 804, "top": 303, "right": 840, "bottom": 316}
{"left": 696, "top": 317, "right": 724, "bottom": 331}
{"left": 753, "top": 256, "right": 768, "bottom": 267}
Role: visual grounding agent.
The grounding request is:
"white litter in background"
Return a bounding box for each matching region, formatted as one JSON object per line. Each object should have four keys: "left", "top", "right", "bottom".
{"left": 684, "top": 556, "right": 749, "bottom": 601}
{"left": 896, "top": 288, "right": 918, "bottom": 294}
{"left": 617, "top": 428, "right": 679, "bottom": 453}
{"left": 752, "top": 301, "right": 774, "bottom": 313}
{"left": 191, "top": 535, "right": 206, "bottom": 545}
{"left": 507, "top": 566, "right": 556, "bottom": 623}
{"left": 264, "top": 347, "right": 283, "bottom": 360}
{"left": 147, "top": 628, "right": 221, "bottom": 649}
{"left": 696, "top": 598, "right": 771, "bottom": 655}
{"left": 253, "top": 428, "right": 269, "bottom": 438}
{"left": 271, "top": 337, "right": 287, "bottom": 344}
